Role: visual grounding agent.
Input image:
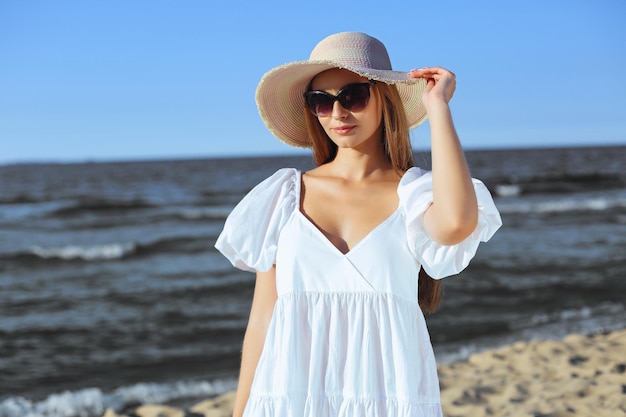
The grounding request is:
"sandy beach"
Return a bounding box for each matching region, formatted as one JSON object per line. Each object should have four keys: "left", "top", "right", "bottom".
{"left": 103, "top": 329, "right": 626, "bottom": 417}
{"left": 438, "top": 330, "right": 626, "bottom": 417}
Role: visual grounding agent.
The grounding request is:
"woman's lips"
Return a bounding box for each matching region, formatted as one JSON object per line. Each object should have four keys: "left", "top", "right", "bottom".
{"left": 333, "top": 126, "right": 355, "bottom": 135}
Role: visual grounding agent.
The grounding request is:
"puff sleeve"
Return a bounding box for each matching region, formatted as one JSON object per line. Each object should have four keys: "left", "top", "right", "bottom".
{"left": 214, "top": 168, "right": 298, "bottom": 272}
{"left": 398, "top": 167, "right": 502, "bottom": 279}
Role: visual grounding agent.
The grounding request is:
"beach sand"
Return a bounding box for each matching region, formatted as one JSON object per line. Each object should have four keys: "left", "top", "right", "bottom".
{"left": 104, "top": 329, "right": 626, "bottom": 417}
{"left": 438, "top": 330, "right": 626, "bottom": 417}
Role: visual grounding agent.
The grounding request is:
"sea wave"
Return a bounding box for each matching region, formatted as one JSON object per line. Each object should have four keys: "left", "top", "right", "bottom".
{"left": 511, "top": 302, "right": 625, "bottom": 331}
{"left": 493, "top": 172, "right": 625, "bottom": 197}
{"left": 496, "top": 194, "right": 626, "bottom": 214}
{"left": 494, "top": 184, "right": 521, "bottom": 197}
{"left": 48, "top": 198, "right": 156, "bottom": 217}
{"left": 0, "top": 378, "right": 237, "bottom": 417}
{"left": 30, "top": 242, "right": 137, "bottom": 261}
{"left": 435, "top": 303, "right": 626, "bottom": 364}
{"left": 0, "top": 194, "right": 41, "bottom": 205}
{"left": 176, "top": 206, "right": 233, "bottom": 220}
{"left": 0, "top": 199, "right": 233, "bottom": 225}
{"left": 2, "top": 235, "right": 212, "bottom": 264}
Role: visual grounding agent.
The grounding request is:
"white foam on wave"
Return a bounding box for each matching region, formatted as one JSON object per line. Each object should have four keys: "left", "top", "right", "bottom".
{"left": 497, "top": 194, "right": 626, "bottom": 214}
{"left": 0, "top": 378, "right": 238, "bottom": 417}
{"left": 30, "top": 242, "right": 136, "bottom": 261}
{"left": 494, "top": 184, "right": 522, "bottom": 197}
{"left": 511, "top": 302, "right": 625, "bottom": 331}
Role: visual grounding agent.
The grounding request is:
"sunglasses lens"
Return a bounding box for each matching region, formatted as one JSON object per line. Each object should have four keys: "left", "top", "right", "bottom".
{"left": 306, "top": 93, "right": 334, "bottom": 116}
{"left": 338, "top": 84, "right": 370, "bottom": 112}
{"left": 304, "top": 83, "right": 372, "bottom": 116}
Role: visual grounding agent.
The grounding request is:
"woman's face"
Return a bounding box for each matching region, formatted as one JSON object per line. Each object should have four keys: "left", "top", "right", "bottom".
{"left": 310, "top": 68, "right": 383, "bottom": 151}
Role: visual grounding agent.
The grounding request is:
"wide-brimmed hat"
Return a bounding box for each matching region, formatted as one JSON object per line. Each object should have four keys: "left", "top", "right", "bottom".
{"left": 255, "top": 32, "right": 428, "bottom": 148}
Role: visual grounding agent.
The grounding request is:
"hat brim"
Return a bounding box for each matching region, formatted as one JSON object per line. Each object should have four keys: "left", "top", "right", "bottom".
{"left": 256, "top": 60, "right": 428, "bottom": 148}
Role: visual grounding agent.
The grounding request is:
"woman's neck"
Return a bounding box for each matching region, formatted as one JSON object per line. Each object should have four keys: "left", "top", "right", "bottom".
{"left": 325, "top": 143, "right": 394, "bottom": 181}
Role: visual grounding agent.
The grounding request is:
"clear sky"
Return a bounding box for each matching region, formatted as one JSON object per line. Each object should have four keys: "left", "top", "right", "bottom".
{"left": 1, "top": 0, "right": 625, "bottom": 164}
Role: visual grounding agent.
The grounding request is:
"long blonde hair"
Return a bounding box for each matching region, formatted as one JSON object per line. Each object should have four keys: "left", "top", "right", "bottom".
{"left": 304, "top": 80, "right": 442, "bottom": 313}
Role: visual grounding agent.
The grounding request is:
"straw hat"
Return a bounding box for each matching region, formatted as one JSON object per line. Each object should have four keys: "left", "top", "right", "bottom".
{"left": 255, "top": 32, "right": 428, "bottom": 148}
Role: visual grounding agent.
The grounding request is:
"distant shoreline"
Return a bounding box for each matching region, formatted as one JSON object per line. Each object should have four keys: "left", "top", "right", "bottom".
{"left": 2, "top": 143, "right": 625, "bottom": 167}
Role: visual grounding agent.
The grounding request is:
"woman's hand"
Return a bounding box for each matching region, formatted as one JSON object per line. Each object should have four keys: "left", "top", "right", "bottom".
{"left": 408, "top": 67, "right": 456, "bottom": 109}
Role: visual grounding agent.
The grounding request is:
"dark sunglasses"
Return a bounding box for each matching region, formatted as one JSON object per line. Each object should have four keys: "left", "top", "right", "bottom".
{"left": 304, "top": 82, "right": 375, "bottom": 117}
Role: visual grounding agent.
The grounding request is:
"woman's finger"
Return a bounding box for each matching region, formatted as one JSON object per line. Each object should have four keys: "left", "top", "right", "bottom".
{"left": 408, "top": 67, "right": 455, "bottom": 81}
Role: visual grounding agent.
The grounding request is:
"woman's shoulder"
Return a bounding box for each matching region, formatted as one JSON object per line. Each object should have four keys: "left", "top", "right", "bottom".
{"left": 214, "top": 167, "right": 300, "bottom": 272}
{"left": 230, "top": 168, "right": 300, "bottom": 217}
{"left": 260, "top": 167, "right": 300, "bottom": 185}
{"left": 397, "top": 166, "right": 432, "bottom": 200}
{"left": 245, "top": 167, "right": 300, "bottom": 199}
{"left": 400, "top": 166, "right": 429, "bottom": 183}
{"left": 216, "top": 167, "right": 301, "bottom": 221}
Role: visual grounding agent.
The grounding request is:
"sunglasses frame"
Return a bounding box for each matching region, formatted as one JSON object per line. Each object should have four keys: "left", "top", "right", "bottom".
{"left": 304, "top": 82, "right": 375, "bottom": 117}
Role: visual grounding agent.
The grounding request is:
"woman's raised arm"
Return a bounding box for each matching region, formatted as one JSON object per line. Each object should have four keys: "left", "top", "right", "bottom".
{"left": 409, "top": 67, "right": 478, "bottom": 245}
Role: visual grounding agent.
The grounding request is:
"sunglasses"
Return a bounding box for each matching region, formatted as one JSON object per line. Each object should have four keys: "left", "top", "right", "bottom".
{"left": 304, "top": 82, "right": 375, "bottom": 117}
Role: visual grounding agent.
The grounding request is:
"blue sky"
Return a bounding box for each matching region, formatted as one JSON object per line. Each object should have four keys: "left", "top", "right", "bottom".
{"left": 1, "top": 0, "right": 625, "bottom": 164}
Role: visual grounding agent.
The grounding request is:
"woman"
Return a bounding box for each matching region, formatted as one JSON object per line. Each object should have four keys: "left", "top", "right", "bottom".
{"left": 216, "top": 32, "right": 501, "bottom": 417}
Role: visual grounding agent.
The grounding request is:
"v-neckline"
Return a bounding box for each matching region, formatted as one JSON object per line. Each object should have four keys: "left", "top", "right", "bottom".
{"left": 295, "top": 170, "right": 402, "bottom": 257}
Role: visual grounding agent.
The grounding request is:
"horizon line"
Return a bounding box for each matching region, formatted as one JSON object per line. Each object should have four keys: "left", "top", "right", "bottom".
{"left": 1, "top": 142, "right": 625, "bottom": 167}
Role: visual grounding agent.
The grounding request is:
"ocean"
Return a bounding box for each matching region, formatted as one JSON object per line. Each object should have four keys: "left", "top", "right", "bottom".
{"left": 1, "top": 145, "right": 625, "bottom": 417}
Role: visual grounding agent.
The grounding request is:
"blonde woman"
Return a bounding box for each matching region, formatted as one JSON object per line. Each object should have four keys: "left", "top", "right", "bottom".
{"left": 216, "top": 32, "right": 502, "bottom": 417}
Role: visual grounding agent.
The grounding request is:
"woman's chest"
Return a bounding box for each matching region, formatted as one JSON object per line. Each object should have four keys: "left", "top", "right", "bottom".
{"left": 274, "top": 212, "right": 421, "bottom": 297}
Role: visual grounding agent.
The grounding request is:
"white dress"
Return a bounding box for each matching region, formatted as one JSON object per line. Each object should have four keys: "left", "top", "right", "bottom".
{"left": 215, "top": 167, "right": 501, "bottom": 417}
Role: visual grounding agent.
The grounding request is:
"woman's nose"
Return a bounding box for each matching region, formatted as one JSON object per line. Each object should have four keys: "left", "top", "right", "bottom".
{"left": 331, "top": 100, "right": 349, "bottom": 119}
